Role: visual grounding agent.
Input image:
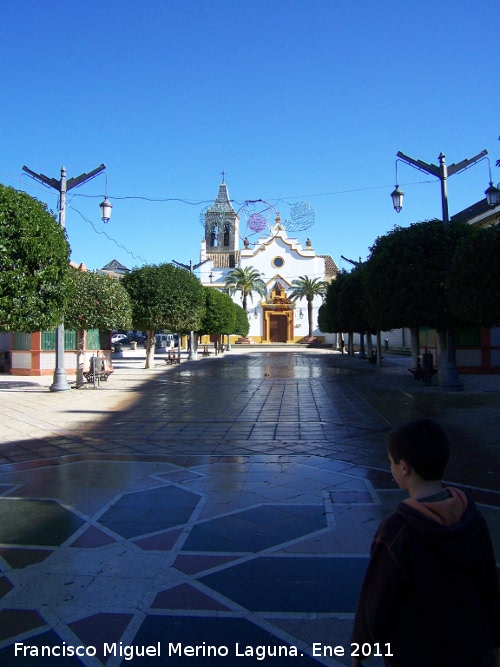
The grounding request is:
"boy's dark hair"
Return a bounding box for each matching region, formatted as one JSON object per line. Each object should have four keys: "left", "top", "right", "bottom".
{"left": 387, "top": 418, "right": 450, "bottom": 480}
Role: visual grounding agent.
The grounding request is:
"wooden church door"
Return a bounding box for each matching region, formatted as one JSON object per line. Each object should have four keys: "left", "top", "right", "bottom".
{"left": 269, "top": 315, "right": 288, "bottom": 343}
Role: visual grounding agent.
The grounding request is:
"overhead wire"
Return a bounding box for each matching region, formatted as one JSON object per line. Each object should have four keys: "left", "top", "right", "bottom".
{"left": 0, "top": 172, "right": 147, "bottom": 264}
{"left": 66, "top": 179, "right": 436, "bottom": 206}
{"left": 75, "top": 193, "right": 213, "bottom": 205}
{"left": 1, "top": 168, "right": 436, "bottom": 268}
{"left": 2, "top": 167, "right": 435, "bottom": 208}
{"left": 67, "top": 203, "right": 149, "bottom": 264}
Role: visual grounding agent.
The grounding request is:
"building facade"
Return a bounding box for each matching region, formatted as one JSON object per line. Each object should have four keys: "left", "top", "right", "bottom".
{"left": 197, "top": 181, "right": 338, "bottom": 344}
{"left": 448, "top": 196, "right": 500, "bottom": 372}
{"left": 7, "top": 261, "right": 115, "bottom": 376}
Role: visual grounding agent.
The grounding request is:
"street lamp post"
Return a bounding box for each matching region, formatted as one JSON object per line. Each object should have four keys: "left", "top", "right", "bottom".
{"left": 392, "top": 149, "right": 489, "bottom": 390}
{"left": 22, "top": 164, "right": 110, "bottom": 391}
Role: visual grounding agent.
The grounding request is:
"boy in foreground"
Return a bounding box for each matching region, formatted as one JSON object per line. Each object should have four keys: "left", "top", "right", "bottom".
{"left": 352, "top": 418, "right": 500, "bottom": 666}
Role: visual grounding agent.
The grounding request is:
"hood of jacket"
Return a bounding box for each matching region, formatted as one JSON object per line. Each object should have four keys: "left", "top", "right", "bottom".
{"left": 395, "top": 488, "right": 486, "bottom": 567}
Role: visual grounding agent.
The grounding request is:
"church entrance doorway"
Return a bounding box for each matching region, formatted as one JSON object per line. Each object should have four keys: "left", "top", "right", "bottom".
{"left": 269, "top": 315, "right": 288, "bottom": 343}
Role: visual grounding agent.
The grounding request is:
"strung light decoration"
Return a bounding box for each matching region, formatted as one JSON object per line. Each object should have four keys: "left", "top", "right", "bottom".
{"left": 238, "top": 198, "right": 316, "bottom": 243}
{"left": 237, "top": 200, "right": 276, "bottom": 245}
{"left": 200, "top": 205, "right": 227, "bottom": 244}
{"left": 248, "top": 212, "right": 268, "bottom": 233}
{"left": 282, "top": 201, "right": 316, "bottom": 232}
{"left": 198, "top": 196, "right": 318, "bottom": 249}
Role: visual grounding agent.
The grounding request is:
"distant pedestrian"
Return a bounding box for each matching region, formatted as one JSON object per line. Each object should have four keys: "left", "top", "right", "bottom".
{"left": 352, "top": 418, "right": 500, "bottom": 667}
{"left": 339, "top": 337, "right": 344, "bottom": 354}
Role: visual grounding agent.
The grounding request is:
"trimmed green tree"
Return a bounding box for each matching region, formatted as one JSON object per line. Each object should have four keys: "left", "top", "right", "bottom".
{"left": 0, "top": 185, "right": 70, "bottom": 331}
{"left": 122, "top": 263, "right": 205, "bottom": 368}
{"left": 318, "top": 271, "right": 350, "bottom": 334}
{"left": 233, "top": 303, "right": 250, "bottom": 338}
{"left": 319, "top": 270, "right": 370, "bottom": 355}
{"left": 318, "top": 283, "right": 336, "bottom": 335}
{"left": 64, "top": 268, "right": 133, "bottom": 333}
{"left": 363, "top": 219, "right": 474, "bottom": 368}
{"left": 198, "top": 287, "right": 236, "bottom": 350}
{"left": 337, "top": 265, "right": 372, "bottom": 356}
{"left": 448, "top": 224, "right": 500, "bottom": 327}
{"left": 64, "top": 267, "right": 133, "bottom": 385}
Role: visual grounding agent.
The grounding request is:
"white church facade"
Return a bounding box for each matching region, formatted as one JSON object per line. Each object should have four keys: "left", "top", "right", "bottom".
{"left": 197, "top": 181, "right": 338, "bottom": 344}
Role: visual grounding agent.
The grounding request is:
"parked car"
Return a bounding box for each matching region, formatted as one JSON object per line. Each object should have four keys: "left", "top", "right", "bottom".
{"left": 111, "top": 333, "right": 128, "bottom": 345}
{"left": 155, "top": 333, "right": 175, "bottom": 349}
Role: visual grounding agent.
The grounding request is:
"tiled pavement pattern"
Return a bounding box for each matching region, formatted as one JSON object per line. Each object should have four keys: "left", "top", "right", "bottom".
{"left": 0, "top": 348, "right": 499, "bottom": 666}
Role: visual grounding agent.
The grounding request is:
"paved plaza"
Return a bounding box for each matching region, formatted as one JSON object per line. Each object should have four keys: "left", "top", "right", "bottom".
{"left": 0, "top": 348, "right": 499, "bottom": 666}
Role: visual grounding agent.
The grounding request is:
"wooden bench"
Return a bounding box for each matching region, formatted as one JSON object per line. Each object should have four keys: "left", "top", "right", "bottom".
{"left": 83, "top": 369, "right": 113, "bottom": 383}
{"left": 164, "top": 350, "right": 180, "bottom": 365}
{"left": 83, "top": 357, "right": 113, "bottom": 384}
{"left": 409, "top": 353, "right": 437, "bottom": 386}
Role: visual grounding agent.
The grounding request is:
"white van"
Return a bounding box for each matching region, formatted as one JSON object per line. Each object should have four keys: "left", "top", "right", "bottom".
{"left": 155, "top": 333, "right": 175, "bottom": 349}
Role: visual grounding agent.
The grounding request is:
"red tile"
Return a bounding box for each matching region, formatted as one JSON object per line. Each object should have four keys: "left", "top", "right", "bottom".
{"left": 0, "top": 609, "right": 45, "bottom": 641}
{"left": 0, "top": 547, "right": 53, "bottom": 569}
{"left": 133, "top": 529, "right": 183, "bottom": 551}
{"left": 69, "top": 613, "right": 133, "bottom": 662}
{"left": 0, "top": 576, "right": 13, "bottom": 599}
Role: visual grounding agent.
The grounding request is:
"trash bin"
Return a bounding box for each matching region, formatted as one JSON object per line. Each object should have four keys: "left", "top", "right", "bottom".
{"left": 114, "top": 343, "right": 123, "bottom": 353}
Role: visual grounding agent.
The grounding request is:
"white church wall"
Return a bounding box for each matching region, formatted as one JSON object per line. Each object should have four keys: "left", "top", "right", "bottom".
{"left": 235, "top": 231, "right": 326, "bottom": 342}
{"left": 240, "top": 234, "right": 325, "bottom": 285}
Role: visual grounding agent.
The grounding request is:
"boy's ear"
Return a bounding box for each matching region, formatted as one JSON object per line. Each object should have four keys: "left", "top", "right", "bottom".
{"left": 400, "top": 459, "right": 412, "bottom": 477}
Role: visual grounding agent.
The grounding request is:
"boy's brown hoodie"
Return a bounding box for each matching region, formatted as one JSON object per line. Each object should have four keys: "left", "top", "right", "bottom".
{"left": 403, "top": 486, "right": 468, "bottom": 526}
{"left": 352, "top": 487, "right": 500, "bottom": 666}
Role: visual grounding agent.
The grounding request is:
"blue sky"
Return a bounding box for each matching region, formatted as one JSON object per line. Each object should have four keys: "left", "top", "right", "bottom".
{"left": 1, "top": 0, "right": 498, "bottom": 274}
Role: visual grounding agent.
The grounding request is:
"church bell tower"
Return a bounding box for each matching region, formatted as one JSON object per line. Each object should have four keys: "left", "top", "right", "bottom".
{"left": 203, "top": 178, "right": 239, "bottom": 268}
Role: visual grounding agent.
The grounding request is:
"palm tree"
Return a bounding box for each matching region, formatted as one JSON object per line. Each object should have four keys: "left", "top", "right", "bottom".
{"left": 288, "top": 276, "right": 328, "bottom": 338}
{"left": 224, "top": 266, "right": 267, "bottom": 312}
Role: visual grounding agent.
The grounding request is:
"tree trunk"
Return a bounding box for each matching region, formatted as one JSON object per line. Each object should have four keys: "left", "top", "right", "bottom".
{"left": 366, "top": 331, "right": 373, "bottom": 358}
{"left": 358, "top": 332, "right": 366, "bottom": 358}
{"left": 436, "top": 329, "right": 447, "bottom": 385}
{"left": 347, "top": 331, "right": 354, "bottom": 356}
{"left": 410, "top": 326, "right": 420, "bottom": 369}
{"left": 376, "top": 329, "right": 382, "bottom": 366}
{"left": 145, "top": 328, "right": 155, "bottom": 369}
{"left": 307, "top": 299, "right": 314, "bottom": 338}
